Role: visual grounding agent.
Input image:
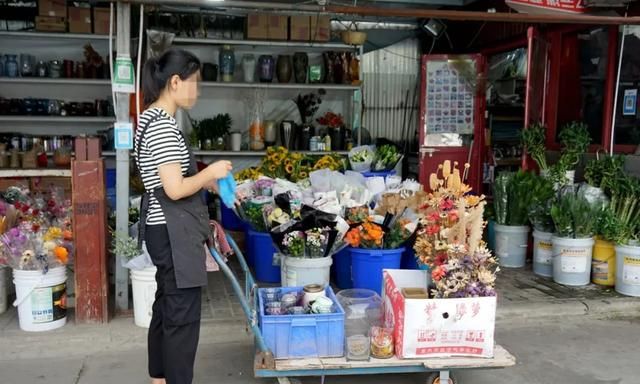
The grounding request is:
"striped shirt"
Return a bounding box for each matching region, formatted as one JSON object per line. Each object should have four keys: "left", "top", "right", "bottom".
{"left": 134, "top": 107, "right": 190, "bottom": 225}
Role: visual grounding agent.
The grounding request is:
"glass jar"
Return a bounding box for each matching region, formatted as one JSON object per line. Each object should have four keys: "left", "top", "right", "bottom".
{"left": 5, "top": 54, "right": 18, "bottom": 77}
{"left": 219, "top": 45, "right": 235, "bottom": 82}
{"left": 36, "top": 61, "right": 48, "bottom": 77}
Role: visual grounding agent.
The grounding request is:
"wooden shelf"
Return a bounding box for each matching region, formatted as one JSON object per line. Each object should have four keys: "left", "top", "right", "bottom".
{"left": 199, "top": 82, "right": 360, "bottom": 91}
{"left": 173, "top": 36, "right": 357, "bottom": 51}
{"left": 0, "top": 116, "right": 114, "bottom": 123}
{"left": 495, "top": 158, "right": 521, "bottom": 166}
{"left": 0, "top": 169, "right": 71, "bottom": 177}
{"left": 0, "top": 31, "right": 111, "bottom": 41}
{"left": 101, "top": 150, "right": 349, "bottom": 157}
{"left": 0, "top": 78, "right": 110, "bottom": 86}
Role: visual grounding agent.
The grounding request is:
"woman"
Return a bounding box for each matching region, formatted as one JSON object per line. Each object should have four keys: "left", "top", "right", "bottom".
{"left": 135, "top": 48, "right": 232, "bottom": 384}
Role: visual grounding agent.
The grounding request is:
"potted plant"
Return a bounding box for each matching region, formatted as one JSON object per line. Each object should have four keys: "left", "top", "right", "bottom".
{"left": 527, "top": 174, "right": 555, "bottom": 277}
{"left": 549, "top": 121, "right": 591, "bottom": 187}
{"left": 197, "top": 114, "right": 232, "bottom": 150}
{"left": 293, "top": 91, "right": 324, "bottom": 150}
{"left": 520, "top": 122, "right": 549, "bottom": 172}
{"left": 493, "top": 170, "right": 536, "bottom": 268}
{"left": 550, "top": 191, "right": 597, "bottom": 286}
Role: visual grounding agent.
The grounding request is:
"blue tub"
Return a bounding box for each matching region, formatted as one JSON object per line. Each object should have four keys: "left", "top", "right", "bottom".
{"left": 351, "top": 247, "right": 404, "bottom": 295}
{"left": 105, "top": 168, "right": 116, "bottom": 208}
{"left": 220, "top": 203, "right": 245, "bottom": 231}
{"left": 331, "top": 247, "right": 353, "bottom": 289}
{"left": 249, "top": 229, "right": 280, "bottom": 284}
{"left": 361, "top": 169, "right": 397, "bottom": 178}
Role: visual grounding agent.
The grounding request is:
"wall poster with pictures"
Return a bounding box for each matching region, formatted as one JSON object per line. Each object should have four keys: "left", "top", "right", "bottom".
{"left": 425, "top": 59, "right": 475, "bottom": 135}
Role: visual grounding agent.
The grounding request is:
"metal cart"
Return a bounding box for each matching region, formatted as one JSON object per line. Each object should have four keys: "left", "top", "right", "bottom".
{"left": 210, "top": 234, "right": 516, "bottom": 384}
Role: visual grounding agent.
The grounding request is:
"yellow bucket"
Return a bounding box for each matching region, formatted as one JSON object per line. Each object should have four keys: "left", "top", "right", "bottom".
{"left": 592, "top": 238, "right": 616, "bottom": 286}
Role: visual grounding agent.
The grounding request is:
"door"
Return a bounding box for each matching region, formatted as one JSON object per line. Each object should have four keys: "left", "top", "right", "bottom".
{"left": 418, "top": 54, "right": 485, "bottom": 192}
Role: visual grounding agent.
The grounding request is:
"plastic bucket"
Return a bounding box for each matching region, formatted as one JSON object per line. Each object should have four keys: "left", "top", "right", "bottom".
{"left": 281, "top": 256, "right": 333, "bottom": 287}
{"left": 131, "top": 267, "right": 157, "bottom": 328}
{"left": 552, "top": 236, "right": 595, "bottom": 286}
{"left": 487, "top": 220, "right": 496, "bottom": 254}
{"left": 332, "top": 248, "right": 353, "bottom": 289}
{"left": 220, "top": 204, "right": 245, "bottom": 232}
{"left": 532, "top": 230, "right": 553, "bottom": 277}
{"left": 244, "top": 228, "right": 256, "bottom": 268}
{"left": 614, "top": 244, "right": 640, "bottom": 297}
{"left": 361, "top": 170, "right": 397, "bottom": 178}
{"left": 12, "top": 266, "right": 67, "bottom": 332}
{"left": 0, "top": 267, "right": 8, "bottom": 315}
{"left": 249, "top": 229, "right": 281, "bottom": 284}
{"left": 401, "top": 246, "right": 420, "bottom": 270}
{"left": 351, "top": 247, "right": 404, "bottom": 295}
{"left": 592, "top": 238, "right": 616, "bottom": 286}
{"left": 494, "top": 224, "right": 529, "bottom": 268}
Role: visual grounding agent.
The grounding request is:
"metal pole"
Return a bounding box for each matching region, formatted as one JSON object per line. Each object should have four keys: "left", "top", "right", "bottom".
{"left": 114, "top": 1, "right": 132, "bottom": 312}
{"left": 610, "top": 25, "right": 627, "bottom": 154}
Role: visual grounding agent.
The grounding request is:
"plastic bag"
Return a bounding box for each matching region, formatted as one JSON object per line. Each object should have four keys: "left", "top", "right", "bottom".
{"left": 310, "top": 169, "right": 334, "bottom": 193}
{"left": 349, "top": 145, "right": 374, "bottom": 172}
{"left": 122, "top": 242, "right": 154, "bottom": 270}
{"left": 218, "top": 174, "right": 237, "bottom": 208}
{"left": 578, "top": 183, "right": 609, "bottom": 210}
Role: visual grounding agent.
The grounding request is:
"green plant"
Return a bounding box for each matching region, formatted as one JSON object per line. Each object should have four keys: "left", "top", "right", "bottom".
{"left": 197, "top": 114, "right": 232, "bottom": 142}
{"left": 557, "top": 121, "right": 591, "bottom": 171}
{"left": 111, "top": 231, "right": 140, "bottom": 261}
{"left": 605, "top": 173, "right": 640, "bottom": 244}
{"left": 527, "top": 174, "right": 555, "bottom": 232}
{"left": 493, "top": 173, "right": 510, "bottom": 225}
{"left": 493, "top": 171, "right": 537, "bottom": 226}
{"left": 551, "top": 192, "right": 597, "bottom": 238}
{"left": 520, "top": 122, "right": 548, "bottom": 171}
{"left": 584, "top": 154, "right": 625, "bottom": 195}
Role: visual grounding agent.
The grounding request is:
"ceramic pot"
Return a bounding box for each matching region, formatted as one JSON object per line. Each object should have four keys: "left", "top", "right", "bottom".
{"left": 297, "top": 123, "right": 314, "bottom": 151}
{"left": 219, "top": 45, "right": 235, "bottom": 82}
{"left": 258, "top": 55, "right": 275, "bottom": 83}
{"left": 292, "top": 52, "right": 308, "bottom": 84}
{"left": 264, "top": 120, "right": 277, "bottom": 146}
{"left": 276, "top": 55, "right": 292, "bottom": 83}
{"left": 323, "top": 52, "right": 335, "bottom": 84}
{"left": 242, "top": 54, "right": 256, "bottom": 83}
{"left": 202, "top": 63, "right": 218, "bottom": 82}
{"left": 5, "top": 55, "right": 18, "bottom": 78}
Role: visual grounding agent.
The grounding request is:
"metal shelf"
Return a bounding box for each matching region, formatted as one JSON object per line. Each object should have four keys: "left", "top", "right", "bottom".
{"left": 173, "top": 36, "right": 356, "bottom": 50}
{"left": 199, "top": 82, "right": 360, "bottom": 91}
{"left": 0, "top": 116, "right": 114, "bottom": 123}
{"left": 0, "top": 78, "right": 110, "bottom": 86}
{"left": 0, "top": 31, "right": 111, "bottom": 41}
{"left": 193, "top": 150, "right": 349, "bottom": 156}
{"left": 0, "top": 169, "right": 71, "bottom": 178}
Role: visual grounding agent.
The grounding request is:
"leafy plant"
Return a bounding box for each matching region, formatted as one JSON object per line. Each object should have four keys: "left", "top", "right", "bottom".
{"left": 493, "top": 171, "right": 537, "bottom": 226}
{"left": 584, "top": 154, "right": 625, "bottom": 195}
{"left": 493, "top": 173, "right": 510, "bottom": 225}
{"left": 603, "top": 173, "right": 640, "bottom": 244}
{"left": 557, "top": 121, "right": 591, "bottom": 171}
{"left": 551, "top": 191, "right": 597, "bottom": 238}
{"left": 527, "top": 174, "right": 555, "bottom": 232}
{"left": 520, "top": 122, "right": 548, "bottom": 171}
{"left": 111, "top": 231, "right": 140, "bottom": 261}
{"left": 198, "top": 114, "right": 232, "bottom": 140}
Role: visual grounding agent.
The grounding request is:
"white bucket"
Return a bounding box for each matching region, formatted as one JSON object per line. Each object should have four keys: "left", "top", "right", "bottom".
{"left": 0, "top": 267, "right": 8, "bottom": 315}
{"left": 281, "top": 256, "right": 333, "bottom": 287}
{"left": 131, "top": 267, "right": 157, "bottom": 328}
{"left": 614, "top": 244, "right": 640, "bottom": 297}
{"left": 533, "top": 230, "right": 554, "bottom": 277}
{"left": 552, "top": 236, "right": 595, "bottom": 286}
{"left": 494, "top": 224, "right": 530, "bottom": 268}
{"left": 12, "top": 266, "right": 67, "bottom": 332}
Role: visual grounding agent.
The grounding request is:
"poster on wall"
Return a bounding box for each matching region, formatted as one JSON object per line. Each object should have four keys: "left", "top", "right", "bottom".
{"left": 623, "top": 89, "right": 638, "bottom": 116}
{"left": 425, "top": 60, "right": 475, "bottom": 135}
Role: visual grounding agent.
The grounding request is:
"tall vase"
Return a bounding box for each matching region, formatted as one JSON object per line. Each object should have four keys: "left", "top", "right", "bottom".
{"left": 5, "top": 54, "right": 18, "bottom": 78}
{"left": 242, "top": 54, "right": 256, "bottom": 83}
{"left": 279, "top": 120, "right": 296, "bottom": 149}
{"left": 219, "top": 45, "right": 235, "bottom": 82}
{"left": 292, "top": 52, "right": 308, "bottom": 84}
{"left": 297, "top": 123, "right": 314, "bottom": 151}
{"left": 323, "top": 52, "right": 335, "bottom": 84}
{"left": 276, "top": 55, "right": 292, "bottom": 83}
{"left": 258, "top": 55, "right": 275, "bottom": 83}
{"left": 333, "top": 53, "right": 346, "bottom": 84}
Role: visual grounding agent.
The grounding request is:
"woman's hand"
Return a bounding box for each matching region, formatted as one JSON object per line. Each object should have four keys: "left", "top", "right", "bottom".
{"left": 205, "top": 160, "right": 233, "bottom": 180}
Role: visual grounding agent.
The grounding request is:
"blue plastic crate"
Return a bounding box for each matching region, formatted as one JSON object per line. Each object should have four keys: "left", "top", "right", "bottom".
{"left": 258, "top": 286, "right": 345, "bottom": 359}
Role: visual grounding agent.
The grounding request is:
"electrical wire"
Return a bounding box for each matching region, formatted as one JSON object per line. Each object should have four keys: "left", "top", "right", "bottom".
{"left": 428, "top": 36, "right": 436, "bottom": 55}
{"left": 444, "top": 30, "right": 453, "bottom": 50}
{"left": 109, "top": 2, "right": 117, "bottom": 118}
{"left": 136, "top": 4, "right": 144, "bottom": 121}
{"left": 466, "top": 21, "right": 486, "bottom": 49}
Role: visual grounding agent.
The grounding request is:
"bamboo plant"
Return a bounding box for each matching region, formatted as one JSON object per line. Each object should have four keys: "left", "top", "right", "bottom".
{"left": 520, "top": 122, "right": 549, "bottom": 171}
{"left": 493, "top": 170, "right": 537, "bottom": 226}
{"left": 550, "top": 191, "right": 597, "bottom": 239}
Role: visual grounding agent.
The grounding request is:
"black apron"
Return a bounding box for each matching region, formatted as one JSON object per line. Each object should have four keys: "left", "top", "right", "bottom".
{"left": 136, "top": 115, "right": 210, "bottom": 289}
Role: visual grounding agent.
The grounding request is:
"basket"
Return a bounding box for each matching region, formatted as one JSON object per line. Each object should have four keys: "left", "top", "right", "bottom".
{"left": 341, "top": 30, "right": 367, "bottom": 46}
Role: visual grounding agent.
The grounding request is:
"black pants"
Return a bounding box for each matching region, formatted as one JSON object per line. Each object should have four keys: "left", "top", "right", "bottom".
{"left": 146, "top": 225, "right": 202, "bottom": 384}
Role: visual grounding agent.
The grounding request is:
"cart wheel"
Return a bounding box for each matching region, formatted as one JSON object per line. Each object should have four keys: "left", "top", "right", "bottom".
{"left": 427, "top": 372, "right": 458, "bottom": 384}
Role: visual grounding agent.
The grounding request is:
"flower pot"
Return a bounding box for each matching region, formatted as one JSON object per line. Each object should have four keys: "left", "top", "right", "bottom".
{"left": 258, "top": 55, "right": 275, "bottom": 83}
{"left": 131, "top": 266, "right": 157, "bottom": 328}
{"left": 276, "top": 55, "right": 292, "bottom": 83}
{"left": 532, "top": 230, "right": 553, "bottom": 277}
{"left": 350, "top": 247, "right": 404, "bottom": 295}
{"left": 494, "top": 224, "right": 529, "bottom": 268}
{"left": 293, "top": 52, "right": 308, "bottom": 84}
{"left": 552, "top": 236, "right": 594, "bottom": 286}
{"left": 592, "top": 238, "right": 615, "bottom": 286}
{"left": 614, "top": 243, "right": 640, "bottom": 297}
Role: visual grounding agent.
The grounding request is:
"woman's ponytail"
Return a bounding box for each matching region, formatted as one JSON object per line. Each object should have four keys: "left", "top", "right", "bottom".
{"left": 141, "top": 48, "right": 201, "bottom": 107}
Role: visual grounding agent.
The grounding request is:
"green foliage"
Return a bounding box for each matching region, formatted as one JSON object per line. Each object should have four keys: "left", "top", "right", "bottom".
{"left": 194, "top": 113, "right": 233, "bottom": 143}
{"left": 493, "top": 170, "right": 537, "bottom": 226}
{"left": 111, "top": 231, "right": 140, "bottom": 261}
{"left": 493, "top": 173, "right": 510, "bottom": 225}
{"left": 584, "top": 155, "right": 625, "bottom": 195}
{"left": 551, "top": 192, "right": 597, "bottom": 238}
{"left": 520, "top": 122, "right": 548, "bottom": 171}
{"left": 528, "top": 174, "right": 555, "bottom": 232}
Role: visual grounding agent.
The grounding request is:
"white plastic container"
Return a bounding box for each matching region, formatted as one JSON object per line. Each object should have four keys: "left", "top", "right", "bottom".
{"left": 614, "top": 243, "right": 640, "bottom": 297}
{"left": 131, "top": 267, "right": 157, "bottom": 328}
{"left": 0, "top": 267, "right": 8, "bottom": 315}
{"left": 494, "top": 224, "right": 529, "bottom": 268}
{"left": 281, "top": 256, "right": 333, "bottom": 287}
{"left": 532, "top": 230, "right": 554, "bottom": 277}
{"left": 13, "top": 266, "right": 67, "bottom": 332}
{"left": 552, "top": 236, "right": 594, "bottom": 286}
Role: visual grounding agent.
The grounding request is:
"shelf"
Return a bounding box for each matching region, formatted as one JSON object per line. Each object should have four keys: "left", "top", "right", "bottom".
{"left": 199, "top": 82, "right": 360, "bottom": 91}
{"left": 495, "top": 158, "right": 521, "bottom": 166}
{"left": 173, "top": 37, "right": 356, "bottom": 51}
{"left": 0, "top": 78, "right": 110, "bottom": 86}
{"left": 194, "top": 150, "right": 349, "bottom": 156}
{"left": 0, "top": 31, "right": 111, "bottom": 41}
{"left": 0, "top": 169, "right": 71, "bottom": 178}
{"left": 0, "top": 116, "right": 114, "bottom": 123}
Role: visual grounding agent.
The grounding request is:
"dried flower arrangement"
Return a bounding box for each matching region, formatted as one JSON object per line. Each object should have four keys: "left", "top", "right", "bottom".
{"left": 414, "top": 160, "right": 499, "bottom": 298}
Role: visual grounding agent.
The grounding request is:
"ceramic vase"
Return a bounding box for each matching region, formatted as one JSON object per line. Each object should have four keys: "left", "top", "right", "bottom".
{"left": 219, "top": 45, "right": 235, "bottom": 82}
{"left": 293, "top": 52, "right": 308, "bottom": 84}
{"left": 297, "top": 123, "right": 314, "bottom": 151}
{"left": 202, "top": 63, "right": 218, "bottom": 82}
{"left": 276, "top": 55, "right": 292, "bottom": 83}
{"left": 5, "top": 55, "right": 18, "bottom": 78}
{"left": 242, "top": 54, "right": 256, "bottom": 83}
{"left": 323, "top": 52, "right": 335, "bottom": 84}
{"left": 258, "top": 55, "right": 275, "bottom": 83}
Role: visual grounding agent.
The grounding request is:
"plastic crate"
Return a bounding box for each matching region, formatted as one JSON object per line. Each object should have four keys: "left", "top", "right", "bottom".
{"left": 258, "top": 286, "right": 345, "bottom": 359}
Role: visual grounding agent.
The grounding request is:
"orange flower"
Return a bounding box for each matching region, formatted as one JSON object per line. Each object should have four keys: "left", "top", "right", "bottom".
{"left": 54, "top": 246, "right": 69, "bottom": 264}
{"left": 345, "top": 229, "right": 361, "bottom": 247}
{"left": 62, "top": 230, "right": 73, "bottom": 241}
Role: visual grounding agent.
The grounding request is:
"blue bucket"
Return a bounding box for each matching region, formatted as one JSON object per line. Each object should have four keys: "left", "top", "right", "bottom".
{"left": 249, "top": 229, "right": 280, "bottom": 284}
{"left": 351, "top": 247, "right": 404, "bottom": 295}
{"left": 487, "top": 220, "right": 496, "bottom": 253}
{"left": 361, "top": 169, "right": 397, "bottom": 178}
{"left": 220, "top": 204, "right": 245, "bottom": 231}
{"left": 331, "top": 247, "right": 353, "bottom": 289}
{"left": 401, "top": 246, "right": 420, "bottom": 270}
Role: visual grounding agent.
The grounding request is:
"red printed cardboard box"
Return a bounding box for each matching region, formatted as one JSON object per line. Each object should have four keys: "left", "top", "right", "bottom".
{"left": 505, "top": 0, "right": 587, "bottom": 14}
{"left": 383, "top": 269, "right": 496, "bottom": 359}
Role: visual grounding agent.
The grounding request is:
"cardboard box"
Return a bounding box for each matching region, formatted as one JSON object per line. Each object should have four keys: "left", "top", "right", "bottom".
{"left": 290, "top": 15, "right": 310, "bottom": 41}
{"left": 93, "top": 7, "right": 111, "bottom": 35}
{"left": 246, "top": 13, "right": 268, "bottom": 40}
{"left": 310, "top": 15, "right": 331, "bottom": 41}
{"left": 383, "top": 269, "right": 496, "bottom": 359}
{"left": 35, "top": 15, "right": 66, "bottom": 32}
{"left": 267, "top": 15, "right": 288, "bottom": 41}
{"left": 39, "top": 0, "right": 66, "bottom": 18}
{"left": 68, "top": 6, "right": 92, "bottom": 34}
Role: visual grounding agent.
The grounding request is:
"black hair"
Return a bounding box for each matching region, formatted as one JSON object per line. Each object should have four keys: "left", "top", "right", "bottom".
{"left": 142, "top": 48, "right": 201, "bottom": 106}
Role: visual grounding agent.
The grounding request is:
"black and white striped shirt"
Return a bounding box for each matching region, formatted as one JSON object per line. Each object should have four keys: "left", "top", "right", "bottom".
{"left": 135, "top": 107, "right": 190, "bottom": 225}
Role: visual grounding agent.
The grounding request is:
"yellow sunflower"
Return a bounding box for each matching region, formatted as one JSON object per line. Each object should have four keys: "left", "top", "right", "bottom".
{"left": 285, "top": 164, "right": 294, "bottom": 174}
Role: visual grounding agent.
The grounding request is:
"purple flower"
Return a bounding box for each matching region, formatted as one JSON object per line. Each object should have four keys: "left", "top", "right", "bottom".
{"left": 482, "top": 286, "right": 497, "bottom": 297}
{"left": 465, "top": 282, "right": 482, "bottom": 296}
{"left": 461, "top": 256, "right": 474, "bottom": 270}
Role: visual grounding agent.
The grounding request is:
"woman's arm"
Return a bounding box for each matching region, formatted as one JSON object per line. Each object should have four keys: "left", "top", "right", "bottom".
{"left": 158, "top": 160, "right": 231, "bottom": 201}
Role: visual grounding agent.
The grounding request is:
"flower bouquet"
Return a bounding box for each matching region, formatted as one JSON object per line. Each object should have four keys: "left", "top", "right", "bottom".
{"left": 282, "top": 231, "right": 305, "bottom": 257}
{"left": 305, "top": 227, "right": 329, "bottom": 258}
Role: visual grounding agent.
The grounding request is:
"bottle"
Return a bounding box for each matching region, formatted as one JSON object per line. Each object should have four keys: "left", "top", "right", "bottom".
{"left": 324, "top": 134, "right": 331, "bottom": 152}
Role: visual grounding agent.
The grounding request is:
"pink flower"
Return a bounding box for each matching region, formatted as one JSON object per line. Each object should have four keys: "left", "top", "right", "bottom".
{"left": 439, "top": 199, "right": 454, "bottom": 211}
{"left": 432, "top": 266, "right": 447, "bottom": 281}
{"left": 426, "top": 224, "right": 440, "bottom": 235}
{"left": 427, "top": 212, "right": 440, "bottom": 223}
{"left": 448, "top": 210, "right": 459, "bottom": 222}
